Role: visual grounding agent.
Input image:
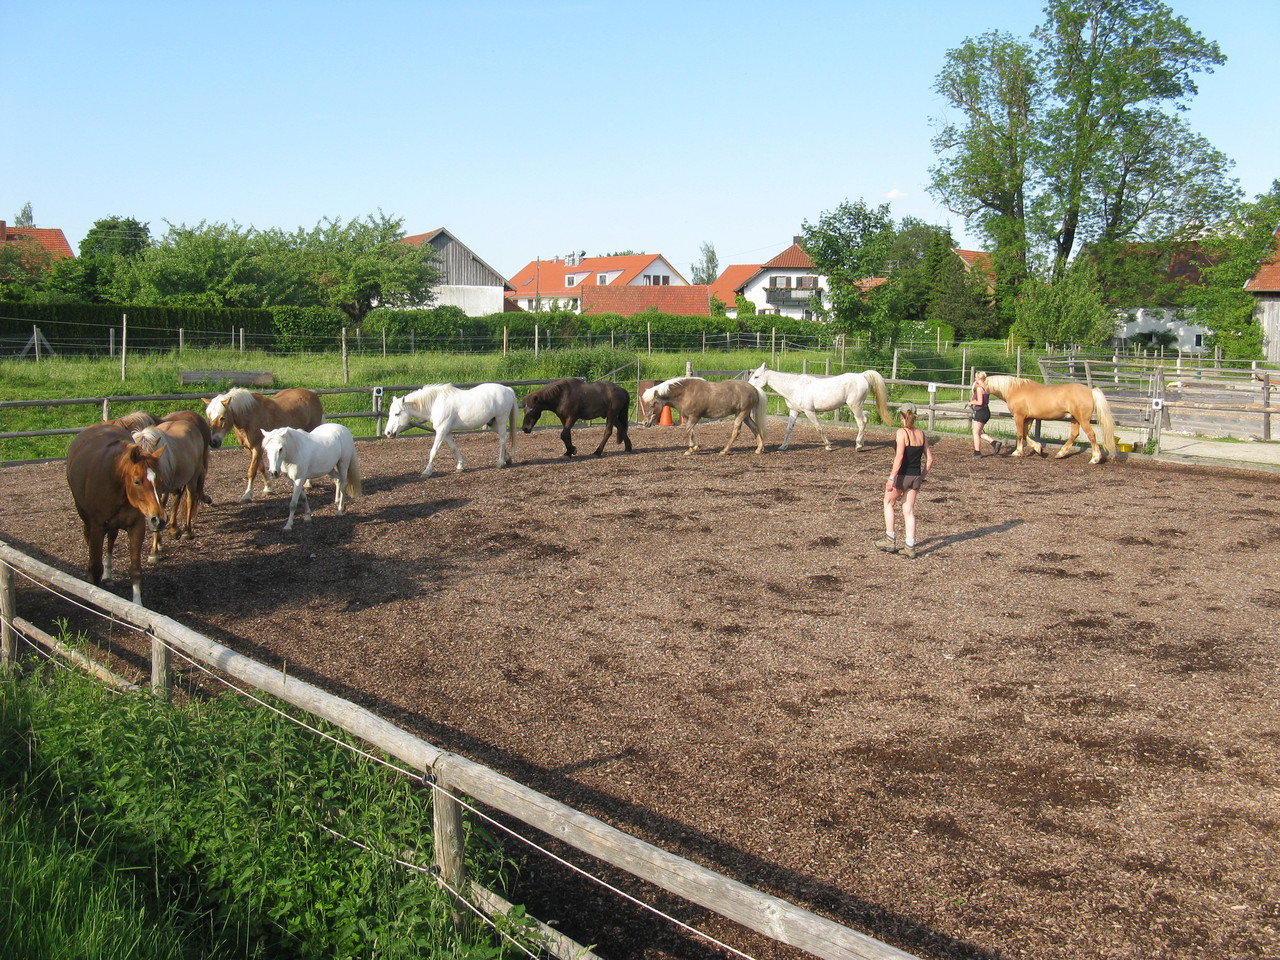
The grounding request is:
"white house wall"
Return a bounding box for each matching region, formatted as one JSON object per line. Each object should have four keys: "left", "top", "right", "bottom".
{"left": 740, "top": 270, "right": 828, "bottom": 320}
{"left": 1118, "top": 307, "right": 1208, "bottom": 353}
{"left": 433, "top": 285, "right": 508, "bottom": 317}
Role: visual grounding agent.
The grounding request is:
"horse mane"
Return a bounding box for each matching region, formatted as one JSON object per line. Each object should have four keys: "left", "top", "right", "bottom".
{"left": 132, "top": 426, "right": 174, "bottom": 485}
{"left": 405, "top": 383, "right": 454, "bottom": 407}
{"left": 222, "top": 388, "right": 259, "bottom": 417}
{"left": 983, "top": 374, "right": 1032, "bottom": 396}
{"left": 653, "top": 376, "right": 706, "bottom": 397}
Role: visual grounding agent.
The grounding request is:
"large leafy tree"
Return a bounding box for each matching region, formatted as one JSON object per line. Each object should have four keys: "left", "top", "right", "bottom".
{"left": 931, "top": 0, "right": 1238, "bottom": 304}
{"left": 1014, "top": 258, "right": 1118, "bottom": 347}
{"left": 45, "top": 216, "right": 153, "bottom": 303}
{"left": 1184, "top": 181, "right": 1280, "bottom": 358}
{"left": 801, "top": 199, "right": 898, "bottom": 348}
{"left": 287, "top": 213, "right": 442, "bottom": 324}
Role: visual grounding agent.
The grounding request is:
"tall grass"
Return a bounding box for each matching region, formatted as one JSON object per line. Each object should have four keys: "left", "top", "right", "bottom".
{"left": 1, "top": 653, "right": 522, "bottom": 959}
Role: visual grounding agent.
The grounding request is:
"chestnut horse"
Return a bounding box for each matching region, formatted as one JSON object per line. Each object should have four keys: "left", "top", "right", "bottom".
{"left": 204, "top": 388, "right": 325, "bottom": 501}
{"left": 521, "top": 378, "right": 633, "bottom": 457}
{"left": 641, "top": 377, "right": 768, "bottom": 455}
{"left": 65, "top": 423, "right": 167, "bottom": 606}
{"left": 983, "top": 375, "right": 1117, "bottom": 464}
{"left": 132, "top": 419, "right": 211, "bottom": 559}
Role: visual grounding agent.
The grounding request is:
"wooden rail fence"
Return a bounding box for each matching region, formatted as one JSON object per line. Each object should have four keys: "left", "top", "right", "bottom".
{"left": 0, "top": 540, "right": 918, "bottom": 960}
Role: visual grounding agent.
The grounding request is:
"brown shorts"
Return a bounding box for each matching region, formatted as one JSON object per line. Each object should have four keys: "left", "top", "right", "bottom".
{"left": 894, "top": 474, "right": 924, "bottom": 492}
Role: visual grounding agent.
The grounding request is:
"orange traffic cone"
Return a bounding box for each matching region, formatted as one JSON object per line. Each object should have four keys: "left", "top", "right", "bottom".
{"left": 659, "top": 405, "right": 674, "bottom": 427}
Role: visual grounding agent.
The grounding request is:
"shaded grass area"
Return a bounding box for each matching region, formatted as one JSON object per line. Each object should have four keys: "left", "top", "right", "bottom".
{"left": 0, "top": 652, "right": 520, "bottom": 959}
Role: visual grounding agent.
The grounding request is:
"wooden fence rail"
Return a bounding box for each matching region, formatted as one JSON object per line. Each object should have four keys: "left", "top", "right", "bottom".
{"left": 0, "top": 540, "right": 918, "bottom": 960}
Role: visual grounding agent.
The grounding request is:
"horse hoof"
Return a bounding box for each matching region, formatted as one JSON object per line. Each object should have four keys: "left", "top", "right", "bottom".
{"left": 239, "top": 493, "right": 253, "bottom": 503}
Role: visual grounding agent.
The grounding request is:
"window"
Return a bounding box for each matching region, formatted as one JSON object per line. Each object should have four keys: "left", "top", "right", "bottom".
{"left": 598, "top": 273, "right": 609, "bottom": 285}
{"left": 566, "top": 275, "right": 576, "bottom": 287}
{"left": 1194, "top": 334, "right": 1203, "bottom": 347}
{"left": 772, "top": 276, "right": 791, "bottom": 288}
{"left": 661, "top": 275, "right": 670, "bottom": 285}
{"left": 642, "top": 274, "right": 651, "bottom": 285}
{"left": 797, "top": 275, "right": 817, "bottom": 289}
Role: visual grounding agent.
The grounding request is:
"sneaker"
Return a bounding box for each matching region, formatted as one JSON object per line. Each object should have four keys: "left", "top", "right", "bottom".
{"left": 874, "top": 536, "right": 898, "bottom": 552}
{"left": 991, "top": 439, "right": 1003, "bottom": 455}
{"left": 899, "top": 544, "right": 918, "bottom": 559}
{"left": 971, "top": 451, "right": 982, "bottom": 458}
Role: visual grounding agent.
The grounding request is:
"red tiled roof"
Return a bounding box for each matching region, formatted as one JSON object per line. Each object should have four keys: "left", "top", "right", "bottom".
{"left": 710, "top": 264, "right": 760, "bottom": 303}
{"left": 506, "top": 254, "right": 685, "bottom": 300}
{"left": 1245, "top": 229, "right": 1280, "bottom": 293}
{"left": 763, "top": 242, "right": 814, "bottom": 270}
{"left": 954, "top": 249, "right": 992, "bottom": 275}
{"left": 0, "top": 221, "right": 74, "bottom": 259}
{"left": 580, "top": 285, "right": 712, "bottom": 317}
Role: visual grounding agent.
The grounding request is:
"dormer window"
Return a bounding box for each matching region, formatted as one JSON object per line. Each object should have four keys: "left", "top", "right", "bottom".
{"left": 598, "top": 273, "right": 609, "bottom": 285}
{"left": 566, "top": 275, "right": 576, "bottom": 287}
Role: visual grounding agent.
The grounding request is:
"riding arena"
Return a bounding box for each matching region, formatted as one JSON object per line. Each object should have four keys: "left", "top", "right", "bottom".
{"left": 1, "top": 402, "right": 1276, "bottom": 960}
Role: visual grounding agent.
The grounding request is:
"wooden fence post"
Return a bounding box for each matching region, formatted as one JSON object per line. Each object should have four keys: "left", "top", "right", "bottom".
{"left": 891, "top": 349, "right": 899, "bottom": 381}
{"left": 341, "top": 328, "right": 349, "bottom": 384}
{"left": 431, "top": 764, "right": 472, "bottom": 934}
{"left": 150, "top": 629, "right": 171, "bottom": 699}
{"left": 1, "top": 559, "right": 16, "bottom": 671}
{"left": 1262, "top": 373, "right": 1272, "bottom": 442}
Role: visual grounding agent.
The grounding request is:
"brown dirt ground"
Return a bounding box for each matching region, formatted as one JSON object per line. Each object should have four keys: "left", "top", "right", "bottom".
{"left": 2, "top": 417, "right": 1278, "bottom": 960}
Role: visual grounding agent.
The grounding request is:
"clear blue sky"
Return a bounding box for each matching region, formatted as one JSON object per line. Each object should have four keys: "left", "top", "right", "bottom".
{"left": 5, "top": 0, "right": 1275, "bottom": 282}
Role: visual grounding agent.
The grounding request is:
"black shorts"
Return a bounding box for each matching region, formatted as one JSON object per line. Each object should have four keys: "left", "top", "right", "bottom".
{"left": 973, "top": 407, "right": 991, "bottom": 424}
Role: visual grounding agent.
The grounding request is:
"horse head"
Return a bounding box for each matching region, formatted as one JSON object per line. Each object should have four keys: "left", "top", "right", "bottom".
{"left": 203, "top": 394, "right": 231, "bottom": 448}
{"left": 747, "top": 363, "right": 769, "bottom": 390}
{"left": 125, "top": 443, "right": 167, "bottom": 532}
{"left": 383, "top": 396, "right": 410, "bottom": 439}
{"left": 640, "top": 384, "right": 668, "bottom": 427}
{"left": 520, "top": 383, "right": 555, "bottom": 433}
{"left": 261, "top": 428, "right": 290, "bottom": 477}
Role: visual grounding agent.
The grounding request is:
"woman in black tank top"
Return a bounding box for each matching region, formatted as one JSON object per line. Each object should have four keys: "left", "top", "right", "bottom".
{"left": 875, "top": 403, "right": 934, "bottom": 559}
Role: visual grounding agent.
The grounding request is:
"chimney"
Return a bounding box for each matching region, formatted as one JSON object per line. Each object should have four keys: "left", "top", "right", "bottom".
{"left": 793, "top": 235, "right": 804, "bottom": 245}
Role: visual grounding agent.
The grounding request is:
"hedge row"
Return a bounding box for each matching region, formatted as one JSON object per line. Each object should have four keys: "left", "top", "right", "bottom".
{"left": 2, "top": 301, "right": 837, "bottom": 355}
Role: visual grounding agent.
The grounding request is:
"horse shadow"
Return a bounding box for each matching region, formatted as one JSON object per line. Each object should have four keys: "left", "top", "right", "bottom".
{"left": 923, "top": 518, "right": 1025, "bottom": 554}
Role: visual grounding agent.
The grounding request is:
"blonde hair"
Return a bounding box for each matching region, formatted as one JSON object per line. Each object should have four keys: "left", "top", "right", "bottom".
{"left": 899, "top": 408, "right": 917, "bottom": 428}
{"left": 975, "top": 370, "right": 987, "bottom": 381}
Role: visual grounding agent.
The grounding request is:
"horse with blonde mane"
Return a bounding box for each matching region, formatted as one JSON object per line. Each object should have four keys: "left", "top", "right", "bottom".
{"left": 983, "top": 375, "right": 1117, "bottom": 464}
{"left": 747, "top": 363, "right": 891, "bottom": 451}
{"left": 641, "top": 377, "right": 767, "bottom": 455}
{"left": 204, "top": 388, "right": 325, "bottom": 501}
{"left": 132, "top": 419, "right": 212, "bottom": 560}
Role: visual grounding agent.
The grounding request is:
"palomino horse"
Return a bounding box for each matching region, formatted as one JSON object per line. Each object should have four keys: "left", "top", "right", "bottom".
{"left": 641, "top": 377, "right": 768, "bottom": 455}
{"left": 132, "top": 419, "right": 211, "bottom": 559}
{"left": 261, "top": 424, "right": 362, "bottom": 531}
{"left": 983, "top": 375, "right": 1117, "bottom": 464}
{"left": 204, "top": 388, "right": 325, "bottom": 502}
{"left": 747, "top": 363, "right": 892, "bottom": 452}
{"left": 521, "top": 378, "right": 633, "bottom": 457}
{"left": 65, "top": 423, "right": 167, "bottom": 606}
{"left": 383, "top": 383, "right": 518, "bottom": 475}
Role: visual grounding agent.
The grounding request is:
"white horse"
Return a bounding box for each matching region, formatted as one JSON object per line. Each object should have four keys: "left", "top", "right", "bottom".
{"left": 260, "top": 424, "right": 362, "bottom": 531}
{"left": 747, "top": 363, "right": 892, "bottom": 452}
{"left": 382, "top": 383, "right": 518, "bottom": 476}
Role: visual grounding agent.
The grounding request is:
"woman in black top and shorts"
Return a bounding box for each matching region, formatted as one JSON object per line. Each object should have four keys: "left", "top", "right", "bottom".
{"left": 968, "top": 370, "right": 1002, "bottom": 457}
{"left": 875, "top": 402, "right": 934, "bottom": 559}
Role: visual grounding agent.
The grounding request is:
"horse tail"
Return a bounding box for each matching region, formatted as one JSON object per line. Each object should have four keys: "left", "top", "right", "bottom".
{"left": 1092, "top": 388, "right": 1118, "bottom": 455}
{"left": 864, "top": 369, "right": 892, "bottom": 424}
{"left": 346, "top": 448, "right": 363, "bottom": 498}
{"left": 753, "top": 383, "right": 769, "bottom": 443}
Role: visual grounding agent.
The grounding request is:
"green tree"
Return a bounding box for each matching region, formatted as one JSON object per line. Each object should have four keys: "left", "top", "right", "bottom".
{"left": 690, "top": 241, "right": 720, "bottom": 285}
{"left": 931, "top": 0, "right": 1237, "bottom": 304}
{"left": 923, "top": 234, "right": 1000, "bottom": 339}
{"left": 45, "top": 217, "right": 154, "bottom": 303}
{"left": 0, "top": 236, "right": 53, "bottom": 301}
{"left": 13, "top": 202, "right": 34, "bottom": 227}
{"left": 287, "top": 213, "right": 441, "bottom": 325}
{"left": 801, "top": 199, "right": 898, "bottom": 347}
{"left": 1013, "top": 259, "right": 1118, "bottom": 347}
{"left": 1184, "top": 181, "right": 1280, "bottom": 359}
{"left": 1032, "top": 0, "right": 1231, "bottom": 278}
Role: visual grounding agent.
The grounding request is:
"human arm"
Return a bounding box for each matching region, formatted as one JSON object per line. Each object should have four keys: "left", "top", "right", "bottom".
{"left": 886, "top": 428, "right": 907, "bottom": 488}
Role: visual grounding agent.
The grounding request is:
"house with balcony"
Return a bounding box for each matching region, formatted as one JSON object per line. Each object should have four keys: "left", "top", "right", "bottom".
{"left": 505, "top": 252, "right": 689, "bottom": 313}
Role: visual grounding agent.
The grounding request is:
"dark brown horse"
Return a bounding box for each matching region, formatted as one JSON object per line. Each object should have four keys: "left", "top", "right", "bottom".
{"left": 65, "top": 423, "right": 167, "bottom": 606}
{"left": 640, "top": 377, "right": 768, "bottom": 455}
{"left": 521, "top": 378, "right": 633, "bottom": 457}
{"left": 132, "top": 419, "right": 211, "bottom": 559}
{"left": 204, "top": 388, "right": 324, "bottom": 501}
